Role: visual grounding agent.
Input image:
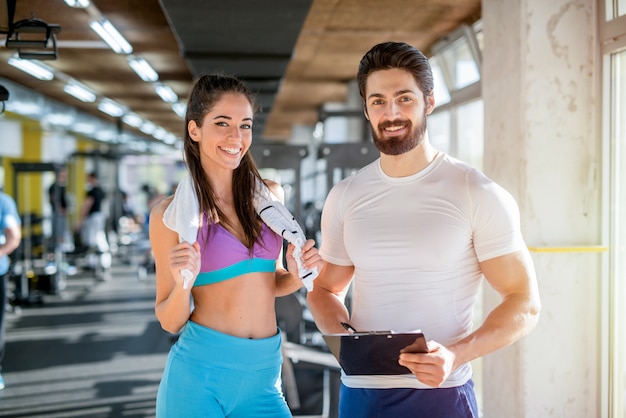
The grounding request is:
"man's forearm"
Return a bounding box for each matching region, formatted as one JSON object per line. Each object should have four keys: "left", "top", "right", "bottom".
{"left": 307, "top": 288, "right": 350, "bottom": 334}
{"left": 449, "top": 291, "right": 541, "bottom": 369}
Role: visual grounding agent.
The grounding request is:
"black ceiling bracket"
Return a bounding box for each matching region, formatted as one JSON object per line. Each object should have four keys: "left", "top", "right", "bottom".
{"left": 4, "top": 14, "right": 61, "bottom": 60}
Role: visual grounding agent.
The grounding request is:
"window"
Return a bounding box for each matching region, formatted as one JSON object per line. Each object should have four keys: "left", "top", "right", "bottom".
{"left": 456, "top": 100, "right": 484, "bottom": 170}
{"left": 607, "top": 47, "right": 626, "bottom": 418}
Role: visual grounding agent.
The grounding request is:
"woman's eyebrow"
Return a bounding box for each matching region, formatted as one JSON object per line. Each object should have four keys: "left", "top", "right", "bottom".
{"left": 212, "top": 115, "right": 253, "bottom": 122}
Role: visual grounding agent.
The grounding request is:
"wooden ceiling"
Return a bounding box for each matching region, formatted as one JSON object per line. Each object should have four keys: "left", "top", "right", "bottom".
{"left": 0, "top": 0, "right": 480, "bottom": 145}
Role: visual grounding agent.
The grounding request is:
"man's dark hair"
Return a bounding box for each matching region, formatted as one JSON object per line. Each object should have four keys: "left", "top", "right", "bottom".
{"left": 357, "top": 41, "right": 434, "bottom": 103}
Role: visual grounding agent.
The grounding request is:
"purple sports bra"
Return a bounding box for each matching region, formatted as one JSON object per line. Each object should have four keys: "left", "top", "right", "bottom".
{"left": 193, "top": 221, "right": 282, "bottom": 286}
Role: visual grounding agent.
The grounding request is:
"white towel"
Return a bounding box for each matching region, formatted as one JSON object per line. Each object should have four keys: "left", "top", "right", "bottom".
{"left": 163, "top": 174, "right": 318, "bottom": 290}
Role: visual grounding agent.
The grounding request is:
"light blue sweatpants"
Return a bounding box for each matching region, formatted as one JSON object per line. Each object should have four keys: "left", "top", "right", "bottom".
{"left": 156, "top": 321, "right": 291, "bottom": 418}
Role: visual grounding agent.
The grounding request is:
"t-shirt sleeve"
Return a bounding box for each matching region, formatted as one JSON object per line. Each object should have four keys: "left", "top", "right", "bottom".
{"left": 468, "top": 170, "right": 526, "bottom": 262}
{"left": 0, "top": 195, "right": 20, "bottom": 230}
{"left": 319, "top": 178, "right": 354, "bottom": 266}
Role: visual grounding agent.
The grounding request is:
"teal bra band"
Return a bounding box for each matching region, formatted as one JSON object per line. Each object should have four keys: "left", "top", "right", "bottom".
{"left": 194, "top": 258, "right": 276, "bottom": 286}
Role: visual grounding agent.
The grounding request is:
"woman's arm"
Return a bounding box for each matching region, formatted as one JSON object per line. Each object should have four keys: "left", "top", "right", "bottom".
{"left": 150, "top": 197, "right": 201, "bottom": 334}
{"left": 263, "top": 179, "right": 323, "bottom": 297}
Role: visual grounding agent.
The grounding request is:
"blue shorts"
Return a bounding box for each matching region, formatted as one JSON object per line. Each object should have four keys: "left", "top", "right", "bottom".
{"left": 339, "top": 379, "right": 479, "bottom": 418}
{"left": 156, "top": 321, "right": 291, "bottom": 418}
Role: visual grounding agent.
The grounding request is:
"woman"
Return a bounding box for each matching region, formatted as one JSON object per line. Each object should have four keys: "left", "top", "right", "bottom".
{"left": 150, "top": 74, "right": 322, "bottom": 417}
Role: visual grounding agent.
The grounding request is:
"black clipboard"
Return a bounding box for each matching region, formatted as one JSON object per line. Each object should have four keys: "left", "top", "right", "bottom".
{"left": 322, "top": 331, "right": 427, "bottom": 375}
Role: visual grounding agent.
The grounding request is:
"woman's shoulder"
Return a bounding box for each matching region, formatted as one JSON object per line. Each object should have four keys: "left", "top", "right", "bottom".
{"left": 150, "top": 195, "right": 175, "bottom": 219}
{"left": 263, "top": 179, "right": 285, "bottom": 203}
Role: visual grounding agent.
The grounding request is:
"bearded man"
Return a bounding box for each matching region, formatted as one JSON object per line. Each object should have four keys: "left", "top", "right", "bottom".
{"left": 306, "top": 41, "right": 541, "bottom": 418}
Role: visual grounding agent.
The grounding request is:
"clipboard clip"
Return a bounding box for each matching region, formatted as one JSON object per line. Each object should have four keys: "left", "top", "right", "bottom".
{"left": 340, "top": 322, "right": 391, "bottom": 335}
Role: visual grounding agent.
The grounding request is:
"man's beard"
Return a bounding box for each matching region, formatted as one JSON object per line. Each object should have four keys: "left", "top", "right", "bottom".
{"left": 371, "top": 111, "right": 428, "bottom": 156}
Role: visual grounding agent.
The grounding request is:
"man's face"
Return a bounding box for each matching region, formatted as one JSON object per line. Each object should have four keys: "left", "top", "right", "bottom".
{"left": 364, "top": 68, "right": 434, "bottom": 155}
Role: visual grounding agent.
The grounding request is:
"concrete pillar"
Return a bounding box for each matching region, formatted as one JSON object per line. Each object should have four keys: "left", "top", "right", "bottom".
{"left": 482, "top": 0, "right": 601, "bottom": 417}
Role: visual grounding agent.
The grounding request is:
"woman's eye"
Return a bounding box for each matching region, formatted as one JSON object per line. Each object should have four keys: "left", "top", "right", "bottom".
{"left": 216, "top": 121, "right": 228, "bottom": 127}
{"left": 241, "top": 123, "right": 252, "bottom": 130}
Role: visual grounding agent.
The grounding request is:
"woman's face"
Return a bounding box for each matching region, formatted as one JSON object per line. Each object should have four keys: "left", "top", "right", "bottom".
{"left": 188, "top": 92, "right": 254, "bottom": 172}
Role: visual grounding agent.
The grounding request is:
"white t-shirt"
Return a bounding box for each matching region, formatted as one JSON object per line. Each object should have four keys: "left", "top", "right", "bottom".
{"left": 319, "top": 152, "right": 526, "bottom": 389}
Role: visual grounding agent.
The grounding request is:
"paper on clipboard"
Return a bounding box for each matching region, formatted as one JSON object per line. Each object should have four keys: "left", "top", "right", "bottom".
{"left": 322, "top": 331, "right": 427, "bottom": 375}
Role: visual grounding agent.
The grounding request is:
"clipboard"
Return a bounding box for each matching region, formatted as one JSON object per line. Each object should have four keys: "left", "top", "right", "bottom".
{"left": 322, "top": 331, "right": 427, "bottom": 375}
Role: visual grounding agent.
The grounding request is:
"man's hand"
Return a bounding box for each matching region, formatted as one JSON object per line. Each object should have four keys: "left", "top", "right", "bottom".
{"left": 398, "top": 340, "right": 456, "bottom": 387}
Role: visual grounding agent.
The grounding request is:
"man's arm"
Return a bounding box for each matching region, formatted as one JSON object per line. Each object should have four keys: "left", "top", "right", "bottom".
{"left": 398, "top": 248, "right": 541, "bottom": 387}
{"left": 455, "top": 248, "right": 540, "bottom": 361}
{"left": 0, "top": 218, "right": 22, "bottom": 258}
{"left": 306, "top": 261, "right": 355, "bottom": 335}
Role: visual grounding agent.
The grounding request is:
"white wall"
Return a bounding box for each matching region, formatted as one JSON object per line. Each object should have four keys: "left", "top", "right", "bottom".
{"left": 482, "top": 0, "right": 602, "bottom": 417}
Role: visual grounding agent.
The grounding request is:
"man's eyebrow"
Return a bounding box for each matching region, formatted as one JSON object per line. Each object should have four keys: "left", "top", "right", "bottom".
{"left": 367, "top": 89, "right": 417, "bottom": 101}
{"left": 394, "top": 89, "right": 416, "bottom": 97}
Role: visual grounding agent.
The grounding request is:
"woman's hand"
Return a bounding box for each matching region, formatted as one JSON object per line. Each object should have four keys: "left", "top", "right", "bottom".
{"left": 285, "top": 239, "right": 323, "bottom": 279}
{"left": 168, "top": 241, "right": 201, "bottom": 288}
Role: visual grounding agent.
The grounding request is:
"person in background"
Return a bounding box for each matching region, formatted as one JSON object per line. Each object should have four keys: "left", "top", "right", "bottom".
{"left": 48, "top": 167, "right": 69, "bottom": 250}
{"left": 149, "top": 74, "right": 322, "bottom": 417}
{"left": 0, "top": 189, "right": 21, "bottom": 390}
{"left": 77, "top": 172, "right": 110, "bottom": 270}
{"left": 306, "top": 41, "right": 541, "bottom": 418}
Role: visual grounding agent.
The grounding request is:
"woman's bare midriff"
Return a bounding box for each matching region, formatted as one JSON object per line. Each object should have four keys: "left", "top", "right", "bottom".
{"left": 189, "top": 272, "right": 279, "bottom": 339}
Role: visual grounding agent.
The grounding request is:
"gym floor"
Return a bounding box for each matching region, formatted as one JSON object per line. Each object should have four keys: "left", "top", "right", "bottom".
{"left": 1, "top": 255, "right": 339, "bottom": 418}
{"left": 1, "top": 261, "right": 169, "bottom": 417}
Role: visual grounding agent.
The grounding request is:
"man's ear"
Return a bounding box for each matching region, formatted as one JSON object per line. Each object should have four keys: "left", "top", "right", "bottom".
{"left": 425, "top": 94, "right": 435, "bottom": 115}
{"left": 188, "top": 120, "right": 200, "bottom": 142}
{"left": 363, "top": 106, "right": 370, "bottom": 121}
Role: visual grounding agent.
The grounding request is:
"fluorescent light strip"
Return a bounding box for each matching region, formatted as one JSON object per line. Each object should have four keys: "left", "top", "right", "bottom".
{"left": 98, "top": 98, "right": 125, "bottom": 117}
{"left": 140, "top": 121, "right": 156, "bottom": 135}
{"left": 64, "top": 0, "right": 90, "bottom": 7}
{"left": 163, "top": 133, "right": 177, "bottom": 144}
{"left": 8, "top": 55, "right": 55, "bottom": 80}
{"left": 89, "top": 19, "right": 132, "bottom": 54}
{"left": 128, "top": 56, "right": 159, "bottom": 82}
{"left": 122, "top": 113, "right": 143, "bottom": 128}
{"left": 172, "top": 101, "right": 186, "bottom": 117}
{"left": 153, "top": 127, "right": 168, "bottom": 141}
{"left": 154, "top": 83, "right": 178, "bottom": 103}
{"left": 64, "top": 80, "right": 96, "bottom": 102}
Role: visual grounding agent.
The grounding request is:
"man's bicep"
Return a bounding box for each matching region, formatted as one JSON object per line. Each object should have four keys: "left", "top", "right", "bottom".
{"left": 317, "top": 261, "right": 354, "bottom": 296}
{"left": 479, "top": 249, "right": 538, "bottom": 298}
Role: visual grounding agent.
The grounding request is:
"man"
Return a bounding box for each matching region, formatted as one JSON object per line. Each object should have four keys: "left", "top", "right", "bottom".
{"left": 0, "top": 190, "right": 21, "bottom": 390}
{"left": 48, "top": 167, "right": 69, "bottom": 249}
{"left": 306, "top": 41, "right": 541, "bottom": 417}
{"left": 77, "top": 172, "right": 110, "bottom": 272}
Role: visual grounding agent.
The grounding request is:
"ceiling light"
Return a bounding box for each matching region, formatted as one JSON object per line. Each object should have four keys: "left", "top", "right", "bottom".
{"left": 172, "top": 101, "right": 186, "bottom": 117}
{"left": 64, "top": 80, "right": 96, "bottom": 102}
{"left": 8, "top": 55, "right": 54, "bottom": 80}
{"left": 122, "top": 113, "right": 143, "bottom": 128}
{"left": 89, "top": 19, "right": 132, "bottom": 54}
{"left": 127, "top": 56, "right": 158, "bottom": 82}
{"left": 140, "top": 121, "right": 156, "bottom": 135}
{"left": 97, "top": 98, "right": 125, "bottom": 117}
{"left": 163, "top": 133, "right": 178, "bottom": 144}
{"left": 154, "top": 83, "right": 178, "bottom": 103}
{"left": 64, "top": 0, "right": 90, "bottom": 7}
{"left": 153, "top": 127, "right": 168, "bottom": 141}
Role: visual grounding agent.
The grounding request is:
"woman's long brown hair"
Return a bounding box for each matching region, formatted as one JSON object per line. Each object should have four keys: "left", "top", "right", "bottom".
{"left": 183, "top": 74, "right": 263, "bottom": 249}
